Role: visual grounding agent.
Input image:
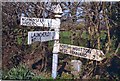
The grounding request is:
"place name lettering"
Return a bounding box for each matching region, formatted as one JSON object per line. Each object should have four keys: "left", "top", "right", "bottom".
{"left": 59, "top": 48, "right": 67, "bottom": 54}
{"left": 22, "top": 18, "right": 37, "bottom": 26}
{"left": 60, "top": 44, "right": 71, "bottom": 49}
{"left": 72, "top": 47, "right": 92, "bottom": 54}
{"left": 22, "top": 17, "right": 51, "bottom": 26}
{"left": 31, "top": 32, "right": 51, "bottom": 42}
{"left": 59, "top": 44, "right": 94, "bottom": 58}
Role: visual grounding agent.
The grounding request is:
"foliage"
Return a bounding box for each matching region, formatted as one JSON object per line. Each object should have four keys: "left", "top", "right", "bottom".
{"left": 32, "top": 75, "right": 53, "bottom": 80}
{"left": 31, "top": 72, "right": 54, "bottom": 81}
{"left": 3, "top": 65, "right": 34, "bottom": 80}
{"left": 2, "top": 1, "right": 120, "bottom": 80}
{"left": 57, "top": 72, "right": 73, "bottom": 79}
{"left": 17, "top": 36, "right": 22, "bottom": 45}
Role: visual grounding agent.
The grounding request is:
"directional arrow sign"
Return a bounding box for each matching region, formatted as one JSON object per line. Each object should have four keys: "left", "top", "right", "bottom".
{"left": 59, "top": 43, "right": 105, "bottom": 61}
{"left": 28, "top": 31, "right": 55, "bottom": 44}
{"left": 21, "top": 17, "right": 60, "bottom": 28}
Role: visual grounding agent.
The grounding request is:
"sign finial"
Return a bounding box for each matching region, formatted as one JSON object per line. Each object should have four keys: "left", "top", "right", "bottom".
{"left": 53, "top": 4, "right": 63, "bottom": 14}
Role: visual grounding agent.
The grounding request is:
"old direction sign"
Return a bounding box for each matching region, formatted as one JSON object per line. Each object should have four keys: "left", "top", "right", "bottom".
{"left": 20, "top": 17, "right": 60, "bottom": 28}
{"left": 59, "top": 43, "right": 105, "bottom": 61}
{"left": 28, "top": 31, "right": 55, "bottom": 44}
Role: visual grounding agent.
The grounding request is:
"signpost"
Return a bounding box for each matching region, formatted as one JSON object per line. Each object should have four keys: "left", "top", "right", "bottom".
{"left": 28, "top": 31, "right": 55, "bottom": 44}
{"left": 21, "top": 17, "right": 60, "bottom": 29}
{"left": 59, "top": 43, "right": 105, "bottom": 61}
{"left": 20, "top": 3, "right": 105, "bottom": 79}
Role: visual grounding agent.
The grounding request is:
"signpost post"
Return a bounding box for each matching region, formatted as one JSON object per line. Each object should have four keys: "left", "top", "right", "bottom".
{"left": 52, "top": 4, "right": 62, "bottom": 79}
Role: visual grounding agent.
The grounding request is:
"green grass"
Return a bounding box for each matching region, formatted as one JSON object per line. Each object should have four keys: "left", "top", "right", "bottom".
{"left": 60, "top": 31, "right": 71, "bottom": 44}
{"left": 81, "top": 31, "right": 88, "bottom": 39}
{"left": 48, "top": 31, "right": 89, "bottom": 46}
{"left": 48, "top": 31, "right": 71, "bottom": 47}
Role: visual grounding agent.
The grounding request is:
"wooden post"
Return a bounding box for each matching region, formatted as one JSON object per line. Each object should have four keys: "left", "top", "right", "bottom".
{"left": 52, "top": 27, "right": 60, "bottom": 79}
{"left": 52, "top": 4, "right": 62, "bottom": 79}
